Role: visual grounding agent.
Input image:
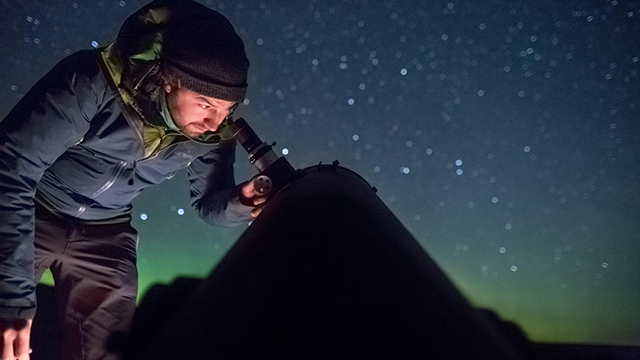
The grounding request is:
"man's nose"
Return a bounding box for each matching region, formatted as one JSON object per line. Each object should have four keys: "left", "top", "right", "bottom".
{"left": 203, "top": 112, "right": 226, "bottom": 131}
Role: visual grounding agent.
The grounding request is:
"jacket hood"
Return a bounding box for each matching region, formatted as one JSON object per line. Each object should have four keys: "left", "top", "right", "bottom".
{"left": 100, "top": 0, "right": 236, "bottom": 145}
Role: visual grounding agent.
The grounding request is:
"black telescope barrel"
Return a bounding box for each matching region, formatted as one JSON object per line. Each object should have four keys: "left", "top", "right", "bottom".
{"left": 229, "top": 117, "right": 262, "bottom": 154}
{"left": 125, "top": 165, "right": 531, "bottom": 360}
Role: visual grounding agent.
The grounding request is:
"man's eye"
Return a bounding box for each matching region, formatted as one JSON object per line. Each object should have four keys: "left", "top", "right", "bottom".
{"left": 200, "top": 104, "right": 210, "bottom": 109}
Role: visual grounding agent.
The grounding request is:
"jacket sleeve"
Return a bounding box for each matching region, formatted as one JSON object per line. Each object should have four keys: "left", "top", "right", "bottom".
{"left": 187, "top": 141, "right": 255, "bottom": 227}
{"left": 0, "top": 50, "right": 106, "bottom": 319}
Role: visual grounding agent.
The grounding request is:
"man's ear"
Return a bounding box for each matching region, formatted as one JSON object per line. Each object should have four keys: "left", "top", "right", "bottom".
{"left": 164, "top": 83, "right": 172, "bottom": 93}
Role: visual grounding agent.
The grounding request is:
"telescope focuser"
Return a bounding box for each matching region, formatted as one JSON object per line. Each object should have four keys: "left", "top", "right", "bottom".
{"left": 230, "top": 117, "right": 297, "bottom": 197}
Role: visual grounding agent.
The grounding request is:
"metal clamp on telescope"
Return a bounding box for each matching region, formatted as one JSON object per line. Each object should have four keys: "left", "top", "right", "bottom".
{"left": 230, "top": 117, "right": 297, "bottom": 198}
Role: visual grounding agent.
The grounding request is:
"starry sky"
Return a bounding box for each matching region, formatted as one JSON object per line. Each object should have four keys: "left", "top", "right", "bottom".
{"left": 1, "top": 0, "right": 639, "bottom": 346}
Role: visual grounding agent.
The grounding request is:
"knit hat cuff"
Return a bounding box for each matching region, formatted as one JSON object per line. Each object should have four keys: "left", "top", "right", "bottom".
{"left": 162, "top": 62, "right": 247, "bottom": 103}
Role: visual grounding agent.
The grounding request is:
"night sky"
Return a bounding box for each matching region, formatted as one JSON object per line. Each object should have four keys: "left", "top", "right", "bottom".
{"left": 1, "top": 0, "right": 639, "bottom": 346}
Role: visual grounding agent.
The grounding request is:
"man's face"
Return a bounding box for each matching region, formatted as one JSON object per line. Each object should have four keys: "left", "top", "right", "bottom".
{"left": 165, "top": 84, "right": 236, "bottom": 137}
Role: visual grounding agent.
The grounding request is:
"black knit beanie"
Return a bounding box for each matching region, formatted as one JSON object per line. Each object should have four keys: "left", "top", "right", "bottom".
{"left": 161, "top": 12, "right": 249, "bottom": 102}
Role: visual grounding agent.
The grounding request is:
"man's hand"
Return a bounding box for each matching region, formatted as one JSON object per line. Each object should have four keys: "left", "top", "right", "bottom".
{"left": 0, "top": 319, "right": 32, "bottom": 360}
{"left": 240, "top": 179, "right": 268, "bottom": 217}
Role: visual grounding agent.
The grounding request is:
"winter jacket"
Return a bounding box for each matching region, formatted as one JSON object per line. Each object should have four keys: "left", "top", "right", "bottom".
{"left": 0, "top": 0, "right": 253, "bottom": 319}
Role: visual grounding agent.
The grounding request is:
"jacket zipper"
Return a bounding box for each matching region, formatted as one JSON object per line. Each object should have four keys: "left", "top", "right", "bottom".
{"left": 90, "top": 160, "right": 129, "bottom": 199}
{"left": 75, "top": 160, "right": 128, "bottom": 217}
{"left": 76, "top": 204, "right": 87, "bottom": 218}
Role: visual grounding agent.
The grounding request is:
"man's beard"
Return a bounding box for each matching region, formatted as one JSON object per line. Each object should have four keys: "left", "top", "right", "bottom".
{"left": 165, "top": 90, "right": 201, "bottom": 137}
{"left": 165, "top": 90, "right": 184, "bottom": 131}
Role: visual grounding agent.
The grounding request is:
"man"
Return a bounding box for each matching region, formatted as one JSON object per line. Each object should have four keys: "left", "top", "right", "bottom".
{"left": 0, "top": 0, "right": 264, "bottom": 359}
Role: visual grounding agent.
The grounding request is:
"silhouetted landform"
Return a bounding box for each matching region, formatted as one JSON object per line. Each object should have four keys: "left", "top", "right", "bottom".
{"left": 31, "top": 165, "right": 640, "bottom": 359}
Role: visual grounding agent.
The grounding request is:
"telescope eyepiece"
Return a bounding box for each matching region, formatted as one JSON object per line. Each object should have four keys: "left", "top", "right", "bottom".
{"left": 231, "top": 117, "right": 278, "bottom": 172}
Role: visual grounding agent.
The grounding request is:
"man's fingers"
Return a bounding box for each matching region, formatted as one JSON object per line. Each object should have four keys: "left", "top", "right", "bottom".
{"left": 250, "top": 206, "right": 263, "bottom": 217}
{"left": 15, "top": 326, "right": 31, "bottom": 360}
{"left": 240, "top": 178, "right": 270, "bottom": 216}
{"left": 2, "top": 330, "right": 16, "bottom": 360}
{"left": 1, "top": 319, "right": 32, "bottom": 360}
{"left": 242, "top": 180, "right": 255, "bottom": 197}
{"left": 253, "top": 196, "right": 267, "bottom": 206}
{"left": 242, "top": 179, "right": 269, "bottom": 206}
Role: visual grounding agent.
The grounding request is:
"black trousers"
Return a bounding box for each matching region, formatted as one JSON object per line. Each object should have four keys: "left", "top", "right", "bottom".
{"left": 34, "top": 204, "right": 138, "bottom": 360}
